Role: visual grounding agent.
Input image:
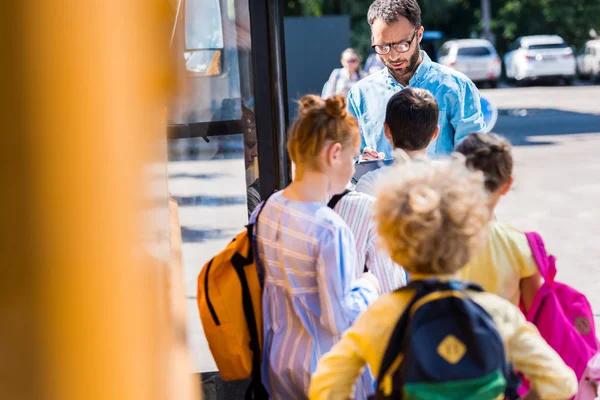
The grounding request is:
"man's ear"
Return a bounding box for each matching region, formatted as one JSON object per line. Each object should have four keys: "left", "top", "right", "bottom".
{"left": 430, "top": 125, "right": 440, "bottom": 143}
{"left": 499, "top": 177, "right": 513, "bottom": 195}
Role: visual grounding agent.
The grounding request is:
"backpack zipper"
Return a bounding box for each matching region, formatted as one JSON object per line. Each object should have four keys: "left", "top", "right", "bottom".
{"left": 204, "top": 258, "right": 220, "bottom": 325}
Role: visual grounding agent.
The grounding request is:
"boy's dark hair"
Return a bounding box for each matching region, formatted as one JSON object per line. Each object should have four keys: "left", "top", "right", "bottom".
{"left": 368, "top": 0, "right": 422, "bottom": 28}
{"left": 385, "top": 88, "right": 439, "bottom": 151}
{"left": 454, "top": 132, "right": 513, "bottom": 193}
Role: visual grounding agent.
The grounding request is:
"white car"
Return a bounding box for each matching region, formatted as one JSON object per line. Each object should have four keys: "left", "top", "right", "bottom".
{"left": 576, "top": 39, "right": 600, "bottom": 81}
{"left": 504, "top": 35, "right": 576, "bottom": 85}
{"left": 438, "top": 39, "right": 502, "bottom": 88}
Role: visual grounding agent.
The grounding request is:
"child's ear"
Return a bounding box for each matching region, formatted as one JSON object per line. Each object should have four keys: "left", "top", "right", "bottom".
{"left": 499, "top": 177, "right": 513, "bottom": 196}
{"left": 430, "top": 125, "right": 440, "bottom": 143}
{"left": 383, "top": 123, "right": 395, "bottom": 147}
{"left": 327, "top": 142, "right": 343, "bottom": 165}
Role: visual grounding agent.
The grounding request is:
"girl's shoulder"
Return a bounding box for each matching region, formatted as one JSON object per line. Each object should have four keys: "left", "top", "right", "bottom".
{"left": 254, "top": 191, "right": 349, "bottom": 233}
{"left": 469, "top": 290, "right": 525, "bottom": 329}
{"left": 487, "top": 221, "right": 532, "bottom": 255}
{"left": 488, "top": 221, "right": 524, "bottom": 238}
{"left": 330, "top": 67, "right": 343, "bottom": 78}
{"left": 314, "top": 204, "right": 354, "bottom": 233}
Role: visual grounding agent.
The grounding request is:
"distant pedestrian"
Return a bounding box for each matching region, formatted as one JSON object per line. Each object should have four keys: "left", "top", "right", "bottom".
{"left": 323, "top": 48, "right": 367, "bottom": 98}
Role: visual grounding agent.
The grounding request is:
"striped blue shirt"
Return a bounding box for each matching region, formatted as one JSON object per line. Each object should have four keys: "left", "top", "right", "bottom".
{"left": 251, "top": 191, "right": 379, "bottom": 399}
{"left": 332, "top": 190, "right": 406, "bottom": 293}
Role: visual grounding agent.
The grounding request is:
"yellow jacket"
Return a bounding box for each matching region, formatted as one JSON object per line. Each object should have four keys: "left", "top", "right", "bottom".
{"left": 309, "top": 275, "right": 578, "bottom": 400}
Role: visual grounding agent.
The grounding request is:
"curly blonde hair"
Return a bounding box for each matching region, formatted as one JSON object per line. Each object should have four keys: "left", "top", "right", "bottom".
{"left": 374, "top": 156, "right": 490, "bottom": 275}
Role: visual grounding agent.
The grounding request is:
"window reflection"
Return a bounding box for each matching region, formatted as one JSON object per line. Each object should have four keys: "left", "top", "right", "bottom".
{"left": 185, "top": 0, "right": 224, "bottom": 50}
{"left": 176, "top": 0, "right": 248, "bottom": 125}
{"left": 185, "top": 50, "right": 222, "bottom": 76}
{"left": 242, "top": 103, "right": 260, "bottom": 217}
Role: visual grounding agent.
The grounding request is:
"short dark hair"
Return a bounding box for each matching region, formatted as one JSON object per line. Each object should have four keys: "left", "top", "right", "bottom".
{"left": 385, "top": 88, "right": 438, "bottom": 151}
{"left": 454, "top": 133, "right": 513, "bottom": 193}
{"left": 368, "top": 0, "right": 422, "bottom": 28}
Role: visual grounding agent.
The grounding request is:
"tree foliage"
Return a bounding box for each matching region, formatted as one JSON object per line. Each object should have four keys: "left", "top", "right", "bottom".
{"left": 284, "top": 0, "right": 600, "bottom": 57}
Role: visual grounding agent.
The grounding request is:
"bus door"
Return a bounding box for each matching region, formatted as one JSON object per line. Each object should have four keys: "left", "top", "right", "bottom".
{"left": 167, "top": 0, "right": 289, "bottom": 380}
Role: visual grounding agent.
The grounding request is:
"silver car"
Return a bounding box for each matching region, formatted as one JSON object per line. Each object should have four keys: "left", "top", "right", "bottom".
{"left": 438, "top": 39, "right": 502, "bottom": 88}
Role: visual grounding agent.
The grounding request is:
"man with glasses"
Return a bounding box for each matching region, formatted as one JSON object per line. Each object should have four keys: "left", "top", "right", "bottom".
{"left": 349, "top": 0, "right": 485, "bottom": 159}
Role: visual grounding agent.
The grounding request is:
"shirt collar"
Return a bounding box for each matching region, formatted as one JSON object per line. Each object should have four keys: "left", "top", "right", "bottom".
{"left": 409, "top": 272, "right": 460, "bottom": 282}
{"left": 384, "top": 50, "right": 432, "bottom": 88}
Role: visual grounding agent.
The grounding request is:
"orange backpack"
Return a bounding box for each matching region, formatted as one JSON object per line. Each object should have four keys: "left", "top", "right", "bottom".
{"left": 197, "top": 191, "right": 350, "bottom": 398}
{"left": 197, "top": 196, "right": 272, "bottom": 399}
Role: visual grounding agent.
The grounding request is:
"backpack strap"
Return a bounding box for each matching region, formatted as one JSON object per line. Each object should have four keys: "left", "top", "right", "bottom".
{"left": 525, "top": 231, "right": 557, "bottom": 286}
{"left": 403, "top": 279, "right": 483, "bottom": 293}
{"left": 378, "top": 280, "right": 439, "bottom": 384}
{"left": 247, "top": 191, "right": 277, "bottom": 260}
{"left": 238, "top": 192, "right": 276, "bottom": 400}
{"left": 327, "top": 189, "right": 370, "bottom": 273}
{"left": 327, "top": 189, "right": 351, "bottom": 209}
{"left": 231, "top": 259, "right": 268, "bottom": 400}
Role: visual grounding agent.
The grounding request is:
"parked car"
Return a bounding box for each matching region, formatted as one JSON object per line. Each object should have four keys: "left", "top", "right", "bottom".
{"left": 504, "top": 35, "right": 576, "bottom": 85}
{"left": 576, "top": 39, "right": 600, "bottom": 81}
{"left": 437, "top": 39, "right": 501, "bottom": 88}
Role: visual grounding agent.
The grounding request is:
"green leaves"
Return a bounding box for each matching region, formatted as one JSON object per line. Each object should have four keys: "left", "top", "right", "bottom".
{"left": 284, "top": 0, "right": 600, "bottom": 57}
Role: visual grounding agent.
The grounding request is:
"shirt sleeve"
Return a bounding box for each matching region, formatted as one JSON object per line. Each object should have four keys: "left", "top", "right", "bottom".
{"left": 323, "top": 69, "right": 338, "bottom": 98}
{"left": 514, "top": 231, "right": 539, "bottom": 279}
{"left": 309, "top": 293, "right": 410, "bottom": 400}
{"left": 365, "top": 222, "right": 406, "bottom": 293}
{"left": 492, "top": 297, "right": 579, "bottom": 399}
{"left": 500, "top": 224, "right": 539, "bottom": 279}
{"left": 451, "top": 79, "right": 486, "bottom": 145}
{"left": 316, "top": 225, "right": 379, "bottom": 337}
{"left": 347, "top": 89, "right": 367, "bottom": 151}
{"left": 354, "top": 172, "right": 376, "bottom": 196}
{"left": 308, "top": 328, "right": 368, "bottom": 400}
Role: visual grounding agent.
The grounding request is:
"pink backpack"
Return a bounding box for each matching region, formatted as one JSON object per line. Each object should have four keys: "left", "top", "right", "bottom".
{"left": 521, "top": 232, "right": 599, "bottom": 387}
{"left": 575, "top": 353, "right": 600, "bottom": 400}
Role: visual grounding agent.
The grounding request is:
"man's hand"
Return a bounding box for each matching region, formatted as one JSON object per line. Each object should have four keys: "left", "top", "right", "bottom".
{"left": 359, "top": 147, "right": 384, "bottom": 162}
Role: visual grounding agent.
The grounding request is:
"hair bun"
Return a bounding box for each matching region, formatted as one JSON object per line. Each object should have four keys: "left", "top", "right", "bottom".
{"left": 298, "top": 95, "right": 324, "bottom": 115}
{"left": 325, "top": 95, "right": 348, "bottom": 119}
{"left": 408, "top": 185, "right": 440, "bottom": 214}
{"left": 490, "top": 143, "right": 509, "bottom": 154}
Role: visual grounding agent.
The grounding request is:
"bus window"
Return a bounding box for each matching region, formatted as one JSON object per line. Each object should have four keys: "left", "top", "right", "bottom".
{"left": 185, "top": 0, "right": 223, "bottom": 49}
{"left": 172, "top": 0, "right": 246, "bottom": 126}
{"left": 185, "top": 0, "right": 224, "bottom": 76}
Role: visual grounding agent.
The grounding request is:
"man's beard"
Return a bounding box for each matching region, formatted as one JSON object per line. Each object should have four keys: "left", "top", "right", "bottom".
{"left": 385, "top": 44, "right": 421, "bottom": 84}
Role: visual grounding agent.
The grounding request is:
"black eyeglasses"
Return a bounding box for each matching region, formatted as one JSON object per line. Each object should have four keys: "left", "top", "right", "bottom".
{"left": 372, "top": 29, "right": 419, "bottom": 55}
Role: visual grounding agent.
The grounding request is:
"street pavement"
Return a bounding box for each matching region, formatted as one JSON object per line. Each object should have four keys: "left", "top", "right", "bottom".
{"left": 481, "top": 84, "right": 600, "bottom": 328}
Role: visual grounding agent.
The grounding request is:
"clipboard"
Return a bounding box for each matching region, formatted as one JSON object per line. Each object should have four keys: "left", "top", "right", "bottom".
{"left": 351, "top": 158, "right": 394, "bottom": 184}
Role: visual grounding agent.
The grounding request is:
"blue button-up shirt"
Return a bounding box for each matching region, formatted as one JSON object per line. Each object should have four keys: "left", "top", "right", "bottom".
{"left": 347, "top": 51, "right": 485, "bottom": 157}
